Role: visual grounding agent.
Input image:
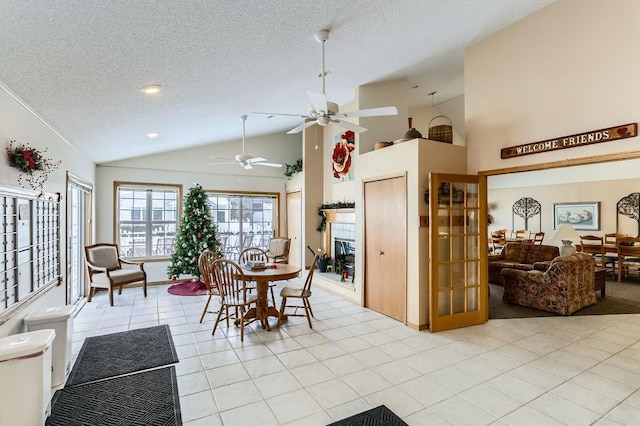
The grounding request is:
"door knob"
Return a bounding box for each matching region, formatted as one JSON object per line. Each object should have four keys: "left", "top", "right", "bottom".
{"left": 379, "top": 250, "right": 384, "bottom": 255}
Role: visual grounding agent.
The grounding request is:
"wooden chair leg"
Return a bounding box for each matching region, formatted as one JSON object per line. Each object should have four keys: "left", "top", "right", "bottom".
{"left": 118, "top": 286, "right": 123, "bottom": 295}
{"left": 303, "top": 298, "right": 313, "bottom": 328}
{"left": 239, "top": 306, "right": 245, "bottom": 342}
{"left": 269, "top": 286, "right": 276, "bottom": 307}
{"left": 306, "top": 298, "right": 314, "bottom": 317}
{"left": 87, "top": 286, "right": 94, "bottom": 302}
{"left": 109, "top": 287, "right": 115, "bottom": 306}
{"left": 200, "top": 295, "right": 212, "bottom": 323}
{"left": 212, "top": 305, "right": 225, "bottom": 336}
{"left": 277, "top": 297, "right": 287, "bottom": 327}
{"left": 143, "top": 280, "right": 147, "bottom": 297}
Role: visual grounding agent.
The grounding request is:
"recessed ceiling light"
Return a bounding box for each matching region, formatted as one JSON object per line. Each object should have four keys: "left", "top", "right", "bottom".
{"left": 140, "top": 84, "right": 161, "bottom": 94}
{"left": 146, "top": 132, "right": 159, "bottom": 139}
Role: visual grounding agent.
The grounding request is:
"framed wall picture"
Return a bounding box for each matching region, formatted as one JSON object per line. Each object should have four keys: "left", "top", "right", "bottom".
{"left": 553, "top": 202, "right": 600, "bottom": 230}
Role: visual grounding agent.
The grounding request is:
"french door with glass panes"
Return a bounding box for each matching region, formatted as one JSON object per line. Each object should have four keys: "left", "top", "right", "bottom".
{"left": 67, "top": 176, "right": 92, "bottom": 304}
{"left": 428, "top": 173, "right": 488, "bottom": 332}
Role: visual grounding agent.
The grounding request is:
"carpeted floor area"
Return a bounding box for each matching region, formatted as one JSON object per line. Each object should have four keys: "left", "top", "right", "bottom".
{"left": 327, "top": 405, "right": 408, "bottom": 426}
{"left": 66, "top": 325, "right": 179, "bottom": 386}
{"left": 490, "top": 278, "right": 640, "bottom": 319}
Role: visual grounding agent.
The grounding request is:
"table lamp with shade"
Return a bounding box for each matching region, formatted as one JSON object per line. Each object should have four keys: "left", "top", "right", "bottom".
{"left": 549, "top": 223, "right": 581, "bottom": 255}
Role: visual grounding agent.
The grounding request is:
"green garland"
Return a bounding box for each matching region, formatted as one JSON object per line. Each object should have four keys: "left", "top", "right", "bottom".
{"left": 283, "top": 158, "right": 303, "bottom": 178}
{"left": 316, "top": 201, "right": 355, "bottom": 232}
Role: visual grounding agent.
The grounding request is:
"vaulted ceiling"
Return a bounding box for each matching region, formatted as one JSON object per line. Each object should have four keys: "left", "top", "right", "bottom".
{"left": 0, "top": 0, "right": 555, "bottom": 163}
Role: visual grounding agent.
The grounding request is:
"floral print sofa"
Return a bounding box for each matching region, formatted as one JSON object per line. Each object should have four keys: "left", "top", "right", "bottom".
{"left": 501, "top": 252, "right": 597, "bottom": 315}
{"left": 488, "top": 243, "right": 560, "bottom": 285}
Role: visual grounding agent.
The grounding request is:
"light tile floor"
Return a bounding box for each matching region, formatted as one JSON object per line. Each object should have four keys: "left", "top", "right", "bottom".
{"left": 70, "top": 279, "right": 640, "bottom": 425}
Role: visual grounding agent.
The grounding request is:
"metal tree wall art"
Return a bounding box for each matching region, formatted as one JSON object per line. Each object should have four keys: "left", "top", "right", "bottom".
{"left": 617, "top": 192, "right": 640, "bottom": 237}
{"left": 512, "top": 197, "right": 541, "bottom": 230}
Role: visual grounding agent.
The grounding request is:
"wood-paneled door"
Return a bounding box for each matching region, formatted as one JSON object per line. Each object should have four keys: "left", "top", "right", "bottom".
{"left": 286, "top": 190, "right": 302, "bottom": 268}
{"left": 428, "top": 173, "right": 488, "bottom": 332}
{"left": 364, "top": 175, "right": 407, "bottom": 322}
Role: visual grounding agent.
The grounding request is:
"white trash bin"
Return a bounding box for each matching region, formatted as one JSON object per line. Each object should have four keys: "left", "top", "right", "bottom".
{"left": 24, "top": 305, "right": 77, "bottom": 387}
{"left": 0, "top": 329, "right": 55, "bottom": 426}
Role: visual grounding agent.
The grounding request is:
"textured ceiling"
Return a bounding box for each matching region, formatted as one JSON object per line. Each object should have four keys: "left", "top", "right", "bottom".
{"left": 0, "top": 0, "right": 555, "bottom": 164}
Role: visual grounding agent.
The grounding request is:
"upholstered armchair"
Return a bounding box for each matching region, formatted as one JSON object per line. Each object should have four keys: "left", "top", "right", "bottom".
{"left": 501, "top": 252, "right": 596, "bottom": 315}
{"left": 266, "top": 237, "right": 291, "bottom": 264}
{"left": 85, "top": 243, "right": 147, "bottom": 306}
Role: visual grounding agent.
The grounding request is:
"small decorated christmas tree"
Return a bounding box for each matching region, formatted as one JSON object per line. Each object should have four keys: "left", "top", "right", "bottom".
{"left": 167, "top": 183, "right": 223, "bottom": 280}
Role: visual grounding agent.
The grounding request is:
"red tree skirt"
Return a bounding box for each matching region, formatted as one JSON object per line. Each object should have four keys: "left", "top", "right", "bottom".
{"left": 167, "top": 280, "right": 208, "bottom": 296}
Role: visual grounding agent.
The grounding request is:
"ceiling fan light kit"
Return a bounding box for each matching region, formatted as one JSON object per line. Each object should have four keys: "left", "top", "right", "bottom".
{"left": 253, "top": 29, "right": 398, "bottom": 135}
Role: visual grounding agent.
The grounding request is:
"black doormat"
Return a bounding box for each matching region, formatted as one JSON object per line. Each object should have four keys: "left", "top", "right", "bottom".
{"left": 66, "top": 325, "right": 179, "bottom": 386}
{"left": 47, "top": 366, "right": 182, "bottom": 425}
{"left": 328, "top": 405, "right": 407, "bottom": 426}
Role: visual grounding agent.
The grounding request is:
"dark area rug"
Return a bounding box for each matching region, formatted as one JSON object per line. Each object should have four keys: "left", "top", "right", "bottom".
{"left": 66, "top": 325, "right": 179, "bottom": 386}
{"left": 47, "top": 366, "right": 182, "bottom": 426}
{"left": 490, "top": 278, "right": 640, "bottom": 319}
{"left": 328, "top": 405, "right": 407, "bottom": 426}
{"left": 168, "top": 280, "right": 208, "bottom": 296}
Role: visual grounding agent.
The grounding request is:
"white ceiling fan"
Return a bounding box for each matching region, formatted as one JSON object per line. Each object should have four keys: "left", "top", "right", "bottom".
{"left": 252, "top": 29, "right": 398, "bottom": 134}
{"left": 208, "top": 115, "right": 283, "bottom": 170}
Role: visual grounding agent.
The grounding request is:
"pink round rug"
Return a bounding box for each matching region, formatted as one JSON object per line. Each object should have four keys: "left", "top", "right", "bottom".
{"left": 167, "top": 280, "right": 208, "bottom": 296}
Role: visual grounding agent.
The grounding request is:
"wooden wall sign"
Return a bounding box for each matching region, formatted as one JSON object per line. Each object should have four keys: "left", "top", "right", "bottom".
{"left": 501, "top": 123, "right": 637, "bottom": 159}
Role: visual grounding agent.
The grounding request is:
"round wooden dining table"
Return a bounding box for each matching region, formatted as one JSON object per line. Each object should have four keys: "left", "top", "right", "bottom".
{"left": 240, "top": 264, "right": 301, "bottom": 330}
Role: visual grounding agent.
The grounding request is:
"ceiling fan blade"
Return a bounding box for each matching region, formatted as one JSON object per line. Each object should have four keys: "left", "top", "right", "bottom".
{"left": 250, "top": 112, "right": 309, "bottom": 118}
{"left": 246, "top": 156, "right": 267, "bottom": 163}
{"left": 287, "top": 120, "right": 317, "bottom": 134}
{"left": 335, "top": 106, "right": 398, "bottom": 118}
{"left": 255, "top": 162, "right": 283, "bottom": 168}
{"left": 307, "top": 91, "right": 328, "bottom": 113}
{"left": 332, "top": 120, "right": 368, "bottom": 133}
{"left": 208, "top": 161, "right": 234, "bottom": 166}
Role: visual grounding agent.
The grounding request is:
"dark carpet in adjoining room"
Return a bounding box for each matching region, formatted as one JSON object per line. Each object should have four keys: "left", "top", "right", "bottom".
{"left": 47, "top": 366, "right": 182, "bottom": 426}
{"left": 66, "top": 325, "right": 179, "bottom": 386}
{"left": 327, "top": 405, "right": 408, "bottom": 426}
{"left": 490, "top": 278, "right": 640, "bottom": 319}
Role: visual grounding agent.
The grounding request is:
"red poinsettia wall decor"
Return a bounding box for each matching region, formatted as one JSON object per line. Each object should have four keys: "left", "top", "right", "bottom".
{"left": 332, "top": 130, "right": 355, "bottom": 182}
{"left": 6, "top": 140, "right": 61, "bottom": 192}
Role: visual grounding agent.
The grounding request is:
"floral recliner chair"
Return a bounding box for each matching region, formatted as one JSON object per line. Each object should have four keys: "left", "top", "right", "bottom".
{"left": 501, "top": 252, "right": 597, "bottom": 315}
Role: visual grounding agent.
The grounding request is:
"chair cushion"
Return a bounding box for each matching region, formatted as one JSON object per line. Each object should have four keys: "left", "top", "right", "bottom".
{"left": 268, "top": 239, "right": 289, "bottom": 257}
{"left": 91, "top": 269, "right": 145, "bottom": 284}
{"left": 87, "top": 246, "right": 120, "bottom": 270}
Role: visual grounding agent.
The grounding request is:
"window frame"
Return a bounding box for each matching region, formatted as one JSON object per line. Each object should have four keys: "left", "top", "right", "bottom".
{"left": 205, "top": 190, "right": 280, "bottom": 259}
{"left": 113, "top": 182, "right": 182, "bottom": 261}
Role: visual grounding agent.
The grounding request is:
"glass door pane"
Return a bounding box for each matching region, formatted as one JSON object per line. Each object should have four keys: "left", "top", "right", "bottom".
{"left": 429, "top": 173, "right": 488, "bottom": 332}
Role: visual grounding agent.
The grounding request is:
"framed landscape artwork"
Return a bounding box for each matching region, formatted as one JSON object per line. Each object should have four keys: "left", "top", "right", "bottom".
{"left": 553, "top": 202, "right": 600, "bottom": 230}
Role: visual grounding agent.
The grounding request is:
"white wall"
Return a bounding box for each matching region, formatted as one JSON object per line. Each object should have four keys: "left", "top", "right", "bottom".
{"left": 0, "top": 84, "right": 96, "bottom": 337}
{"left": 466, "top": 0, "right": 640, "bottom": 173}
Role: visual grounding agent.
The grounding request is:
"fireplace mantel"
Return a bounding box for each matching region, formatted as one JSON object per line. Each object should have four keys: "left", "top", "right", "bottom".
{"left": 322, "top": 208, "right": 355, "bottom": 224}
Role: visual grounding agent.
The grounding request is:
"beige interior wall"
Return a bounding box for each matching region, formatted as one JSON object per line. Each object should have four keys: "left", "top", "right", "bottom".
{"left": 489, "top": 177, "right": 640, "bottom": 241}
{"left": 0, "top": 85, "right": 96, "bottom": 337}
{"left": 466, "top": 0, "right": 640, "bottom": 174}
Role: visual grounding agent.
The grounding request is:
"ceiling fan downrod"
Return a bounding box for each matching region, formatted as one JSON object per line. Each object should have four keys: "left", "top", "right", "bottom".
{"left": 315, "top": 30, "right": 330, "bottom": 96}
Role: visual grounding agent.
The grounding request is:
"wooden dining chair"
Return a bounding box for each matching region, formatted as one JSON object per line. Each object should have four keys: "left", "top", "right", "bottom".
{"left": 515, "top": 229, "right": 531, "bottom": 240}
{"left": 278, "top": 253, "right": 320, "bottom": 329}
{"left": 580, "top": 235, "right": 616, "bottom": 276}
{"left": 198, "top": 249, "right": 221, "bottom": 323}
{"left": 238, "top": 247, "right": 277, "bottom": 307}
{"left": 617, "top": 237, "right": 640, "bottom": 282}
{"left": 490, "top": 229, "right": 507, "bottom": 254}
{"left": 532, "top": 232, "right": 545, "bottom": 245}
{"left": 211, "top": 258, "right": 259, "bottom": 341}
